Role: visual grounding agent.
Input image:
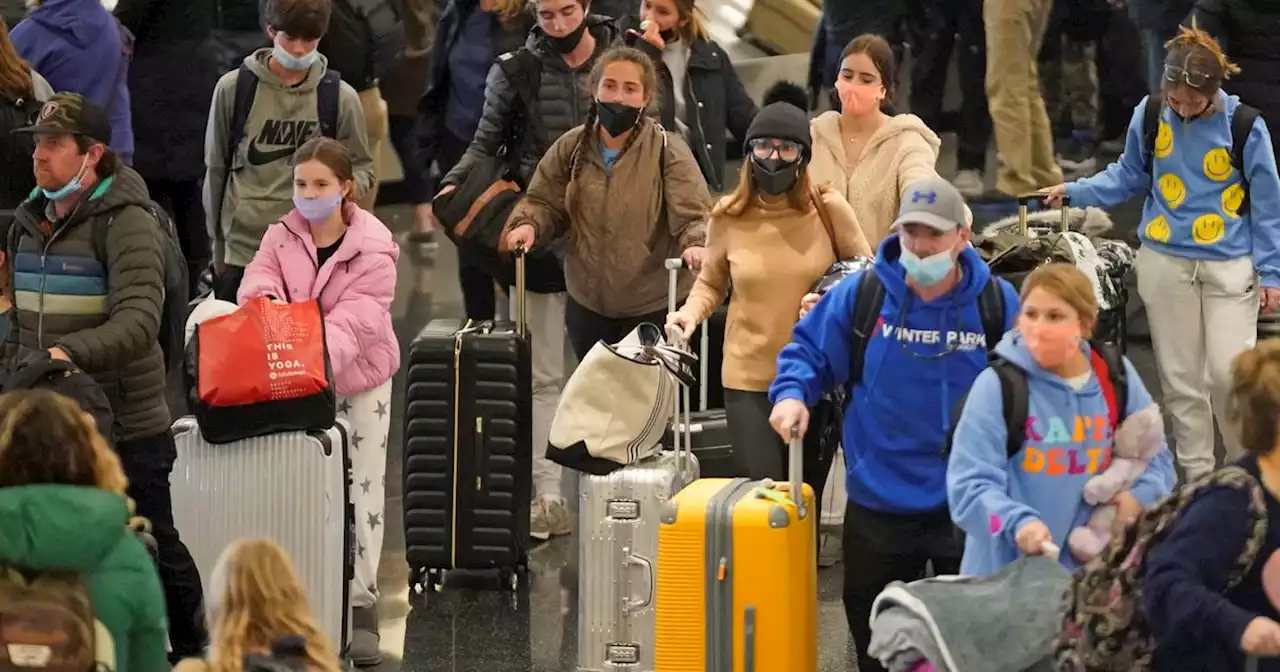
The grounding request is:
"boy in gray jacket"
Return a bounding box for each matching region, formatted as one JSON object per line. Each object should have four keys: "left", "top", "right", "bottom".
{"left": 202, "top": 0, "right": 374, "bottom": 301}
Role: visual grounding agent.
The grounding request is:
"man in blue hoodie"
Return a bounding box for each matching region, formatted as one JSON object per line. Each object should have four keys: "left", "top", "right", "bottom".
{"left": 769, "top": 175, "right": 1021, "bottom": 672}
{"left": 11, "top": 0, "right": 134, "bottom": 164}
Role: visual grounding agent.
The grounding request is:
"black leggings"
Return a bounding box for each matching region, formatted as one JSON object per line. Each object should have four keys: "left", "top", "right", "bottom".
{"left": 564, "top": 296, "right": 669, "bottom": 361}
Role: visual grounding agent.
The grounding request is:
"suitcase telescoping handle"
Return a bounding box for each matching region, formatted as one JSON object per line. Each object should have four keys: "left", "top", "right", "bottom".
{"left": 663, "top": 257, "right": 710, "bottom": 408}
{"left": 788, "top": 427, "right": 808, "bottom": 519}
{"left": 663, "top": 257, "right": 700, "bottom": 476}
{"left": 514, "top": 242, "right": 527, "bottom": 338}
{"left": 1017, "top": 193, "right": 1071, "bottom": 237}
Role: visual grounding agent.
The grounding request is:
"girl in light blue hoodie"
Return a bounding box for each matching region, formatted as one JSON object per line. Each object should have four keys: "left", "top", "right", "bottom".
{"left": 947, "top": 264, "right": 1176, "bottom": 576}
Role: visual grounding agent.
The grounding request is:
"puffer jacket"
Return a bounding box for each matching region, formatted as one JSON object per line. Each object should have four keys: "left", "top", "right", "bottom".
{"left": 6, "top": 166, "right": 169, "bottom": 441}
{"left": 1190, "top": 0, "right": 1280, "bottom": 157}
{"left": 237, "top": 203, "right": 400, "bottom": 398}
{"left": 626, "top": 18, "right": 758, "bottom": 193}
{"left": 506, "top": 118, "right": 710, "bottom": 318}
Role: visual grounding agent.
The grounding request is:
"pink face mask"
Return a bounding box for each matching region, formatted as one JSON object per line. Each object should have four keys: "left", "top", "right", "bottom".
{"left": 835, "top": 80, "right": 883, "bottom": 117}
{"left": 1019, "top": 319, "right": 1082, "bottom": 369}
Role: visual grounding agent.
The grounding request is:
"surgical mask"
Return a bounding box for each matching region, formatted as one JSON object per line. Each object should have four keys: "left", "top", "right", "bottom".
{"left": 547, "top": 19, "right": 588, "bottom": 54}
{"left": 835, "top": 79, "right": 883, "bottom": 116}
{"left": 749, "top": 156, "right": 800, "bottom": 196}
{"left": 293, "top": 193, "right": 343, "bottom": 224}
{"left": 1021, "top": 321, "right": 1082, "bottom": 370}
{"left": 597, "top": 101, "right": 643, "bottom": 137}
{"left": 40, "top": 154, "right": 90, "bottom": 201}
{"left": 899, "top": 245, "right": 955, "bottom": 287}
{"left": 273, "top": 42, "right": 319, "bottom": 71}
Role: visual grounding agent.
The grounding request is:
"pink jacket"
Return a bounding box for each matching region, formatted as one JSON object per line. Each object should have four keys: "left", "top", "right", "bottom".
{"left": 238, "top": 203, "right": 401, "bottom": 398}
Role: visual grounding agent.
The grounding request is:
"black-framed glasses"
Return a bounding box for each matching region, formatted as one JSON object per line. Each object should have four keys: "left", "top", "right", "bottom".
{"left": 1163, "top": 64, "right": 1213, "bottom": 89}
{"left": 748, "top": 138, "right": 802, "bottom": 162}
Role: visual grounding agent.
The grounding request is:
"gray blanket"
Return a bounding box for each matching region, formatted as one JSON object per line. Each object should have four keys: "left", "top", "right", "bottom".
{"left": 868, "top": 556, "right": 1070, "bottom": 672}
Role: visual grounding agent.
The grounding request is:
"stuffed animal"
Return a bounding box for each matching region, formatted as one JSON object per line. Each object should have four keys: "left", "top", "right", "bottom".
{"left": 1067, "top": 403, "right": 1165, "bottom": 562}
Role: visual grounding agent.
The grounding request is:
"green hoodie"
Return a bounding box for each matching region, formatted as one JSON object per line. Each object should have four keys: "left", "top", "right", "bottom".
{"left": 0, "top": 485, "right": 169, "bottom": 672}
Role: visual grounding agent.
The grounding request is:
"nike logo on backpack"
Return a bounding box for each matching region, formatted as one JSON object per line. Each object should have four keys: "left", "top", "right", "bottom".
{"left": 246, "top": 118, "right": 321, "bottom": 166}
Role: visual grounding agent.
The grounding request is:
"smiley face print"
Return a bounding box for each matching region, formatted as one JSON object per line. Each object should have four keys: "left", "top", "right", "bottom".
{"left": 1222, "top": 183, "right": 1247, "bottom": 218}
{"left": 1203, "top": 148, "right": 1234, "bottom": 182}
{"left": 1192, "top": 213, "right": 1226, "bottom": 245}
{"left": 1158, "top": 173, "right": 1187, "bottom": 209}
{"left": 1154, "top": 120, "right": 1174, "bottom": 159}
{"left": 1144, "top": 215, "right": 1171, "bottom": 243}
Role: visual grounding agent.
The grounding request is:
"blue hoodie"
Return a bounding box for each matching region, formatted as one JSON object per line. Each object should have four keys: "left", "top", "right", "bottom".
{"left": 770, "top": 236, "right": 1020, "bottom": 515}
{"left": 11, "top": 0, "right": 133, "bottom": 164}
{"left": 1065, "top": 93, "right": 1280, "bottom": 287}
{"left": 947, "top": 333, "right": 1177, "bottom": 576}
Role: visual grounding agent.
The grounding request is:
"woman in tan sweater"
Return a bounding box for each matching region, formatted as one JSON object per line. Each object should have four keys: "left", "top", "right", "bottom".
{"left": 667, "top": 86, "right": 872, "bottom": 520}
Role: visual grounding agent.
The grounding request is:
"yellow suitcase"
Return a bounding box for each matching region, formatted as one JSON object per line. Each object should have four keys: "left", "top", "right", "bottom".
{"left": 655, "top": 430, "right": 818, "bottom": 672}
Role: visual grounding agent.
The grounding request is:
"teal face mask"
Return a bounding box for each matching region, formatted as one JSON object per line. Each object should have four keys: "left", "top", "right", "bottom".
{"left": 900, "top": 245, "right": 956, "bottom": 287}
{"left": 40, "top": 154, "right": 90, "bottom": 201}
{"left": 272, "top": 43, "right": 318, "bottom": 71}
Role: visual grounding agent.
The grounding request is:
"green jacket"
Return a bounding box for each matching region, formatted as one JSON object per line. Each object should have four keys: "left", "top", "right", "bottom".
{"left": 0, "top": 485, "right": 169, "bottom": 672}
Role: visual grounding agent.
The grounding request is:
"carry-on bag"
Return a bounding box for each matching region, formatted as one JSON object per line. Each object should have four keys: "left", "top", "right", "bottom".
{"left": 655, "top": 429, "right": 818, "bottom": 672}
{"left": 662, "top": 258, "right": 734, "bottom": 478}
{"left": 402, "top": 247, "right": 532, "bottom": 592}
{"left": 170, "top": 417, "right": 354, "bottom": 651}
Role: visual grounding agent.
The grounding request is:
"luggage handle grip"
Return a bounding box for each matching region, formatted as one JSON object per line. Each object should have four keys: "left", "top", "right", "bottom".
{"left": 1016, "top": 193, "right": 1071, "bottom": 236}
{"left": 752, "top": 428, "right": 809, "bottom": 518}
{"left": 664, "top": 257, "right": 709, "bottom": 406}
{"left": 622, "top": 547, "right": 654, "bottom": 613}
{"left": 514, "top": 243, "right": 527, "bottom": 338}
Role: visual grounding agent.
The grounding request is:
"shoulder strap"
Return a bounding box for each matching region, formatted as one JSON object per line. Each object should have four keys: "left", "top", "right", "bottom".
{"left": 496, "top": 49, "right": 540, "bottom": 180}
{"left": 228, "top": 65, "right": 258, "bottom": 166}
{"left": 809, "top": 185, "right": 838, "bottom": 259}
{"left": 1142, "top": 95, "right": 1163, "bottom": 177}
{"left": 316, "top": 69, "right": 342, "bottom": 139}
{"left": 2, "top": 357, "right": 75, "bottom": 392}
{"left": 992, "top": 358, "right": 1031, "bottom": 459}
{"left": 849, "top": 271, "right": 885, "bottom": 386}
{"left": 1231, "top": 103, "right": 1260, "bottom": 214}
{"left": 1089, "top": 340, "right": 1129, "bottom": 426}
{"left": 976, "top": 277, "right": 1006, "bottom": 353}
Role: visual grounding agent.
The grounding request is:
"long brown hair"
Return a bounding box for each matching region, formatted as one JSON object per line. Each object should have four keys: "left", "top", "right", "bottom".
{"left": 712, "top": 159, "right": 815, "bottom": 217}
{"left": 0, "top": 389, "right": 128, "bottom": 494}
{"left": 668, "top": 0, "right": 710, "bottom": 44}
{"left": 1228, "top": 341, "right": 1280, "bottom": 457}
{"left": 0, "top": 17, "right": 35, "bottom": 101}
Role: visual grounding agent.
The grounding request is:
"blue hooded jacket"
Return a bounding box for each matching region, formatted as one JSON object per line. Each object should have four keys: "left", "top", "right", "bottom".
{"left": 947, "top": 333, "right": 1176, "bottom": 576}
{"left": 770, "top": 235, "right": 1020, "bottom": 515}
{"left": 11, "top": 0, "right": 133, "bottom": 163}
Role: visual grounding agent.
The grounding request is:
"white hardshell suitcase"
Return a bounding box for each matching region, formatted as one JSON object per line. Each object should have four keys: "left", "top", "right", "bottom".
{"left": 170, "top": 417, "right": 354, "bottom": 651}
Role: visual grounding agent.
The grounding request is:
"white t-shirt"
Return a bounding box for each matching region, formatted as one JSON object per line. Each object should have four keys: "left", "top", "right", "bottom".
{"left": 662, "top": 40, "right": 692, "bottom": 138}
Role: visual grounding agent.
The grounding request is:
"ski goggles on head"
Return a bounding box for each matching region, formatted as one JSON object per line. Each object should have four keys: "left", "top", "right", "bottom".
{"left": 748, "top": 138, "right": 803, "bottom": 163}
{"left": 1163, "top": 64, "right": 1215, "bottom": 90}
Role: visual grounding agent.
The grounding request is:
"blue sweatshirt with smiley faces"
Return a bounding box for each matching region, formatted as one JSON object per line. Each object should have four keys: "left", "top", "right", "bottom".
{"left": 1066, "top": 93, "right": 1280, "bottom": 288}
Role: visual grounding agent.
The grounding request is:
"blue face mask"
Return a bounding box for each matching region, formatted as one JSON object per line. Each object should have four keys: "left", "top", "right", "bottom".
{"left": 272, "top": 43, "right": 318, "bottom": 71}
{"left": 900, "top": 245, "right": 956, "bottom": 287}
{"left": 40, "top": 154, "right": 90, "bottom": 201}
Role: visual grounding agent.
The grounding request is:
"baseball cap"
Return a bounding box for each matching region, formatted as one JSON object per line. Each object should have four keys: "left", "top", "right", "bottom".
{"left": 892, "top": 176, "right": 968, "bottom": 232}
{"left": 13, "top": 93, "right": 112, "bottom": 145}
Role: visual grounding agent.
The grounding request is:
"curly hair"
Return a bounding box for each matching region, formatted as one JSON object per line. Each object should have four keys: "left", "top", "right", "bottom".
{"left": 0, "top": 389, "right": 128, "bottom": 494}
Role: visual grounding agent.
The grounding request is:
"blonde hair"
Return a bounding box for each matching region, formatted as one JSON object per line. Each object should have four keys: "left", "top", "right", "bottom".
{"left": 0, "top": 389, "right": 128, "bottom": 495}
{"left": 1228, "top": 341, "right": 1280, "bottom": 457}
{"left": 670, "top": 0, "right": 710, "bottom": 44}
{"left": 200, "top": 539, "right": 343, "bottom": 672}
{"left": 712, "top": 159, "right": 817, "bottom": 218}
{"left": 1019, "top": 263, "right": 1099, "bottom": 336}
{"left": 490, "top": 0, "right": 527, "bottom": 24}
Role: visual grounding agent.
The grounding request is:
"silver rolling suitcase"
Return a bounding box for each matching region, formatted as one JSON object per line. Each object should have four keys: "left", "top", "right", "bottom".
{"left": 170, "top": 417, "right": 355, "bottom": 652}
{"left": 575, "top": 259, "right": 702, "bottom": 672}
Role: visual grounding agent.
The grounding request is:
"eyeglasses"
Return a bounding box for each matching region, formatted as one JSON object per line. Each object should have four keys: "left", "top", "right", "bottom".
{"left": 1163, "top": 64, "right": 1213, "bottom": 89}
{"left": 748, "top": 138, "right": 802, "bottom": 163}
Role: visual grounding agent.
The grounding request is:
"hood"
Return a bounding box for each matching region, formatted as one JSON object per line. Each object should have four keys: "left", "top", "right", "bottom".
{"left": 993, "top": 330, "right": 1104, "bottom": 395}
{"left": 873, "top": 233, "right": 993, "bottom": 308}
{"left": 280, "top": 203, "right": 401, "bottom": 266}
{"left": 243, "top": 48, "right": 331, "bottom": 94}
{"left": 0, "top": 485, "right": 130, "bottom": 571}
{"left": 526, "top": 14, "right": 620, "bottom": 62}
{"left": 25, "top": 0, "right": 114, "bottom": 50}
{"left": 811, "top": 111, "right": 942, "bottom": 159}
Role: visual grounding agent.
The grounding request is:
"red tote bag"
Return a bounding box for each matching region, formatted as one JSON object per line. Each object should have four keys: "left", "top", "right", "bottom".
{"left": 187, "top": 297, "right": 337, "bottom": 443}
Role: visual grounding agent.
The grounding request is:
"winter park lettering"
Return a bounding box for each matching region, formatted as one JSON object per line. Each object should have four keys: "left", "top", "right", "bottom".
{"left": 881, "top": 324, "right": 988, "bottom": 349}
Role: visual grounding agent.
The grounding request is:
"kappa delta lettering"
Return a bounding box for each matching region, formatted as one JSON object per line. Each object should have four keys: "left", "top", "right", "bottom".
{"left": 247, "top": 119, "right": 322, "bottom": 166}
{"left": 1019, "top": 413, "right": 1113, "bottom": 476}
{"left": 877, "top": 317, "right": 989, "bottom": 351}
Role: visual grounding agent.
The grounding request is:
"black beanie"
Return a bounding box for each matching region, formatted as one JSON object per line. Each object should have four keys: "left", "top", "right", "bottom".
{"left": 744, "top": 81, "right": 811, "bottom": 157}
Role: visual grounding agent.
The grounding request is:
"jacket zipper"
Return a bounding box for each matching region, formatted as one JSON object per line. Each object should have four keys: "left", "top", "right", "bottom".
{"left": 36, "top": 222, "right": 74, "bottom": 348}
{"left": 684, "top": 78, "right": 715, "bottom": 189}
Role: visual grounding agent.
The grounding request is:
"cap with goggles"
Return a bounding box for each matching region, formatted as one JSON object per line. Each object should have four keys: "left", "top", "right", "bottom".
{"left": 1162, "top": 44, "right": 1226, "bottom": 96}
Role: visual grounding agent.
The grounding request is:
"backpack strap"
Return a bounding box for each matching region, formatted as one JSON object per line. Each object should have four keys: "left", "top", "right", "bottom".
{"left": 1089, "top": 339, "right": 1129, "bottom": 426}
{"left": 316, "top": 69, "right": 342, "bottom": 139}
{"left": 809, "top": 185, "right": 839, "bottom": 258}
{"left": 227, "top": 64, "right": 258, "bottom": 170}
{"left": 496, "top": 49, "right": 542, "bottom": 181}
{"left": 1230, "top": 103, "right": 1260, "bottom": 215}
{"left": 848, "top": 271, "right": 886, "bottom": 386}
{"left": 992, "top": 358, "right": 1031, "bottom": 459}
{"left": 1141, "top": 95, "right": 1163, "bottom": 178}
{"left": 976, "top": 277, "right": 1007, "bottom": 353}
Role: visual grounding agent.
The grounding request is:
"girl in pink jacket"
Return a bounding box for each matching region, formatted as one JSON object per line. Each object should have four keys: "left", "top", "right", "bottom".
{"left": 237, "top": 137, "right": 399, "bottom": 662}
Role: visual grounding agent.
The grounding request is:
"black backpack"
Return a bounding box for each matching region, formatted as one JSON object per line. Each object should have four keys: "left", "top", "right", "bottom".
{"left": 321, "top": 0, "right": 405, "bottom": 90}
{"left": 943, "top": 340, "right": 1129, "bottom": 458}
{"left": 0, "top": 92, "right": 40, "bottom": 212}
{"left": 91, "top": 203, "right": 190, "bottom": 375}
{"left": 1140, "top": 95, "right": 1260, "bottom": 213}
{"left": 0, "top": 350, "right": 114, "bottom": 441}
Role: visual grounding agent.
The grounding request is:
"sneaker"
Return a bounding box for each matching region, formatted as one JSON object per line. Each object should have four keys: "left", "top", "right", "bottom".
{"left": 348, "top": 606, "right": 382, "bottom": 667}
{"left": 952, "top": 170, "right": 984, "bottom": 199}
{"left": 543, "top": 497, "right": 573, "bottom": 537}
{"left": 530, "top": 499, "right": 551, "bottom": 541}
{"left": 818, "top": 530, "right": 843, "bottom": 568}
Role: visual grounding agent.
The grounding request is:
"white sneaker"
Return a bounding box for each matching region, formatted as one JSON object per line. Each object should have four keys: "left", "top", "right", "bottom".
{"left": 952, "top": 170, "right": 984, "bottom": 199}
{"left": 530, "top": 499, "right": 551, "bottom": 541}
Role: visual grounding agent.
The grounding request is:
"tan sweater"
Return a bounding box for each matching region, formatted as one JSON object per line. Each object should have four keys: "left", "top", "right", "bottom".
{"left": 808, "top": 112, "right": 943, "bottom": 247}
{"left": 676, "top": 185, "right": 872, "bottom": 393}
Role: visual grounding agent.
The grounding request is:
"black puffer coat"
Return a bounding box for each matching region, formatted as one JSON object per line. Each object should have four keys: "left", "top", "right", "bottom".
{"left": 1190, "top": 0, "right": 1280, "bottom": 156}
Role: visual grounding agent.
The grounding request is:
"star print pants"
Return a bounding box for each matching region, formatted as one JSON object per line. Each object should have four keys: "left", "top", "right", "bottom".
{"left": 339, "top": 378, "right": 394, "bottom": 610}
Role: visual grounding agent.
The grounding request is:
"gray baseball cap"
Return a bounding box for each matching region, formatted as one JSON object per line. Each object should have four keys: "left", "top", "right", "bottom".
{"left": 892, "top": 176, "right": 967, "bottom": 232}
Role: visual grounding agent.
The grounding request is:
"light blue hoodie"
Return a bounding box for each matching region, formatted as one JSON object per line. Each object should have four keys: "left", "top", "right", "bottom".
{"left": 947, "top": 332, "right": 1176, "bottom": 576}
{"left": 1065, "top": 92, "right": 1280, "bottom": 287}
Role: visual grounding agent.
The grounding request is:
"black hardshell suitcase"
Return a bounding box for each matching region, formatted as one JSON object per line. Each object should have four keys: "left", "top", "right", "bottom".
{"left": 403, "top": 251, "right": 532, "bottom": 592}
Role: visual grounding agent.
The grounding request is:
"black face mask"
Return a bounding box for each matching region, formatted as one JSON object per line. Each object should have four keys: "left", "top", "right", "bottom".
{"left": 750, "top": 156, "right": 801, "bottom": 196}
{"left": 660, "top": 28, "right": 678, "bottom": 42}
{"left": 548, "top": 19, "right": 588, "bottom": 54}
{"left": 597, "top": 101, "right": 643, "bottom": 137}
